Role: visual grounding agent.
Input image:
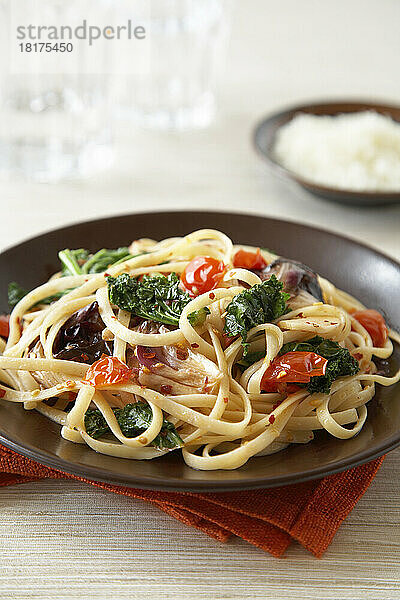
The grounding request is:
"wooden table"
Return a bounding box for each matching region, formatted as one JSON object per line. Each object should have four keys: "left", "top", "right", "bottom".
{"left": 1, "top": 1, "right": 399, "bottom": 597}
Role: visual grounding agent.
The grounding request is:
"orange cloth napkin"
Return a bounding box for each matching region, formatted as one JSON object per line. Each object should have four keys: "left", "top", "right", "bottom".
{"left": 0, "top": 443, "right": 383, "bottom": 557}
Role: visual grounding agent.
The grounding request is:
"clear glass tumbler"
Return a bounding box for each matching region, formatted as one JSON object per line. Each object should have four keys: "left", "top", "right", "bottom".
{"left": 115, "top": 0, "right": 228, "bottom": 130}
{"left": 0, "top": 0, "right": 114, "bottom": 182}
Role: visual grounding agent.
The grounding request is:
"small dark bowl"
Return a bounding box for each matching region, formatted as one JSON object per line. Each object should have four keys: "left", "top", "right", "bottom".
{"left": 253, "top": 100, "right": 400, "bottom": 207}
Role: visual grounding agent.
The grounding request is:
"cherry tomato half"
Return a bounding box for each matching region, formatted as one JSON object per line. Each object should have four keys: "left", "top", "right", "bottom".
{"left": 181, "top": 256, "right": 226, "bottom": 297}
{"left": 0, "top": 315, "right": 10, "bottom": 339}
{"left": 233, "top": 248, "right": 267, "bottom": 270}
{"left": 352, "top": 309, "right": 388, "bottom": 348}
{"left": 83, "top": 355, "right": 133, "bottom": 387}
{"left": 261, "top": 351, "right": 328, "bottom": 393}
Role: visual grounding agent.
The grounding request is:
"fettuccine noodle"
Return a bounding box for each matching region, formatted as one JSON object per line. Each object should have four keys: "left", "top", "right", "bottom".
{"left": 1, "top": 229, "right": 399, "bottom": 470}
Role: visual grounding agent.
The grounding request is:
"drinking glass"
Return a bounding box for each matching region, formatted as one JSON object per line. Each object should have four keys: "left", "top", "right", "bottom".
{"left": 0, "top": 0, "right": 114, "bottom": 182}
{"left": 115, "top": 0, "right": 229, "bottom": 130}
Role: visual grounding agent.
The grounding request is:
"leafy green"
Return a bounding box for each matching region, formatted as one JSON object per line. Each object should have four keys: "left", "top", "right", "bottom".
{"left": 82, "top": 248, "right": 132, "bottom": 274}
{"left": 280, "top": 336, "right": 359, "bottom": 394}
{"left": 84, "top": 402, "right": 183, "bottom": 450}
{"left": 187, "top": 307, "right": 211, "bottom": 327}
{"left": 84, "top": 408, "right": 111, "bottom": 439}
{"left": 107, "top": 272, "right": 193, "bottom": 327}
{"left": 236, "top": 351, "right": 265, "bottom": 372}
{"left": 8, "top": 247, "right": 133, "bottom": 309}
{"left": 59, "top": 247, "right": 131, "bottom": 276}
{"left": 108, "top": 272, "right": 211, "bottom": 328}
{"left": 224, "top": 275, "right": 290, "bottom": 353}
{"left": 42, "top": 289, "right": 78, "bottom": 305}
{"left": 8, "top": 282, "right": 28, "bottom": 308}
{"left": 59, "top": 249, "right": 90, "bottom": 276}
{"left": 8, "top": 284, "right": 76, "bottom": 309}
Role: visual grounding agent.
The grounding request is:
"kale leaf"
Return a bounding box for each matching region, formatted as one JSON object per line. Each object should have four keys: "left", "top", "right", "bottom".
{"left": 84, "top": 408, "right": 111, "bottom": 439}
{"left": 84, "top": 401, "right": 183, "bottom": 450}
{"left": 8, "top": 282, "right": 28, "bottom": 308}
{"left": 59, "top": 247, "right": 132, "bottom": 276}
{"left": 236, "top": 351, "right": 265, "bottom": 372}
{"left": 59, "top": 249, "right": 90, "bottom": 276}
{"left": 224, "top": 275, "right": 290, "bottom": 352}
{"left": 8, "top": 247, "right": 133, "bottom": 309}
{"left": 107, "top": 272, "right": 193, "bottom": 327}
{"left": 187, "top": 307, "right": 211, "bottom": 327}
{"left": 82, "top": 248, "right": 132, "bottom": 274}
{"left": 8, "top": 283, "right": 75, "bottom": 309}
{"left": 280, "top": 336, "right": 359, "bottom": 394}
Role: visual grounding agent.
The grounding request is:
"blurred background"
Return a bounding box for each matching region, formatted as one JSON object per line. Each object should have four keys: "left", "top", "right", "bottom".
{"left": 1, "top": 0, "right": 399, "bottom": 257}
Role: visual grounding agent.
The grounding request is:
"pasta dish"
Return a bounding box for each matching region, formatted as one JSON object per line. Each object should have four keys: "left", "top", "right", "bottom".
{"left": 0, "top": 229, "right": 399, "bottom": 470}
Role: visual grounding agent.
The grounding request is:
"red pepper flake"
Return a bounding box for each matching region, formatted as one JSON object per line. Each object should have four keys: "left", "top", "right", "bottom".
{"left": 269, "top": 414, "right": 276, "bottom": 424}
{"left": 80, "top": 353, "right": 89, "bottom": 362}
{"left": 160, "top": 384, "right": 172, "bottom": 395}
{"left": 0, "top": 389, "right": 5, "bottom": 398}
{"left": 223, "top": 397, "right": 229, "bottom": 403}
{"left": 176, "top": 347, "right": 189, "bottom": 360}
{"left": 191, "top": 343, "right": 199, "bottom": 349}
{"left": 203, "top": 376, "right": 210, "bottom": 394}
{"left": 209, "top": 292, "right": 215, "bottom": 300}
{"left": 104, "top": 272, "right": 110, "bottom": 277}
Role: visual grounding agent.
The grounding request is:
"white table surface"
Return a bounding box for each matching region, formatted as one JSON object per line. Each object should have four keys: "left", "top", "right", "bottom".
{"left": 1, "top": 1, "right": 400, "bottom": 598}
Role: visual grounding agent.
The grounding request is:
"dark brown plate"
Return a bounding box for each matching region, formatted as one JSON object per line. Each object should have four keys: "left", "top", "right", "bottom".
{"left": 253, "top": 100, "right": 400, "bottom": 206}
{"left": 1, "top": 211, "right": 399, "bottom": 491}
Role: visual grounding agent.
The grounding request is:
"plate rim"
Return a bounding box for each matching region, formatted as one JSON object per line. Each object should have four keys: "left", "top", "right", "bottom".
{"left": 1, "top": 209, "right": 399, "bottom": 492}
{"left": 2, "top": 207, "right": 400, "bottom": 268}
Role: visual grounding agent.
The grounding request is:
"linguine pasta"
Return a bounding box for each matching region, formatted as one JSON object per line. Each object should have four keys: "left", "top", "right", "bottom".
{"left": 1, "top": 229, "right": 399, "bottom": 471}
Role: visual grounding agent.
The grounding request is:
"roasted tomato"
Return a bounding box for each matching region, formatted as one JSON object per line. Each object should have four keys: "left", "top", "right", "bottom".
{"left": 261, "top": 351, "right": 328, "bottom": 393}
{"left": 0, "top": 315, "right": 10, "bottom": 339}
{"left": 233, "top": 248, "right": 267, "bottom": 270}
{"left": 180, "top": 256, "right": 226, "bottom": 297}
{"left": 83, "top": 355, "right": 132, "bottom": 387}
{"left": 352, "top": 309, "right": 388, "bottom": 347}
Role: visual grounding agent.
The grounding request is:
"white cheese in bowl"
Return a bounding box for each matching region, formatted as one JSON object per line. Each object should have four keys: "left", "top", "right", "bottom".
{"left": 273, "top": 111, "right": 400, "bottom": 191}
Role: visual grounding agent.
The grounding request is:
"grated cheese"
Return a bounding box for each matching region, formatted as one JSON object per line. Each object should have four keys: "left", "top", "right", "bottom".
{"left": 274, "top": 111, "right": 400, "bottom": 191}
